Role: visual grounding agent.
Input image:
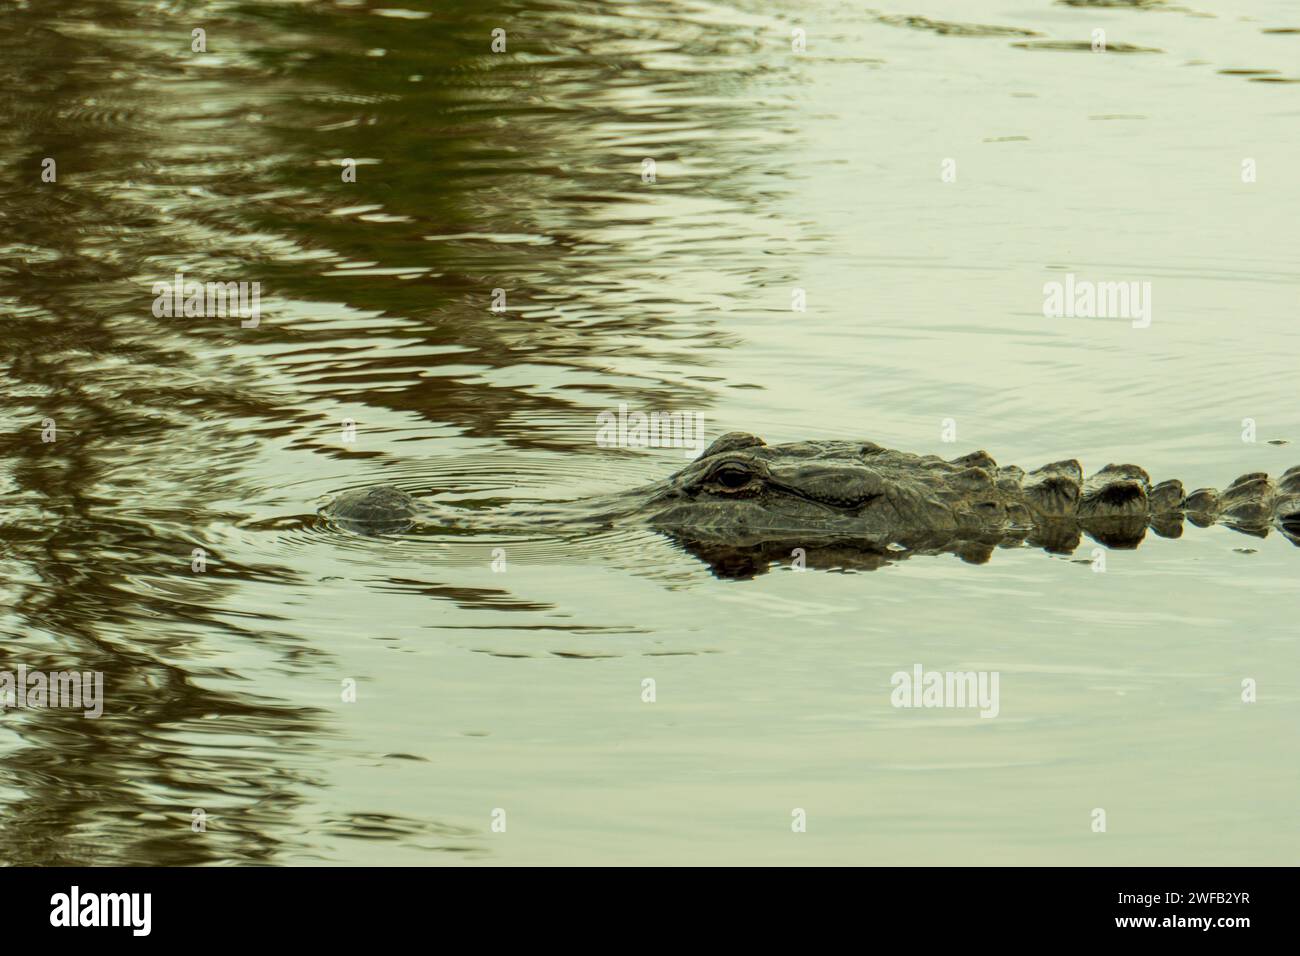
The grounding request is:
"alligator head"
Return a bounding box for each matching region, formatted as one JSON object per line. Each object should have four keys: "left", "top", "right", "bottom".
{"left": 637, "top": 431, "right": 1035, "bottom": 539}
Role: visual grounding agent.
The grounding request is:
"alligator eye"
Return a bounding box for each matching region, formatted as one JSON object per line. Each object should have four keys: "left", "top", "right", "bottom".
{"left": 711, "top": 465, "right": 753, "bottom": 490}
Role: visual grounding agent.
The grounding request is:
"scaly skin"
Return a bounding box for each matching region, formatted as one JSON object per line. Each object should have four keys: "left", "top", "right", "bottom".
{"left": 637, "top": 432, "right": 1300, "bottom": 537}
{"left": 320, "top": 432, "right": 1300, "bottom": 575}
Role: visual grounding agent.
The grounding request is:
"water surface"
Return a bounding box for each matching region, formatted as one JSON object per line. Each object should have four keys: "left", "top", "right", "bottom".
{"left": 0, "top": 0, "right": 1297, "bottom": 865}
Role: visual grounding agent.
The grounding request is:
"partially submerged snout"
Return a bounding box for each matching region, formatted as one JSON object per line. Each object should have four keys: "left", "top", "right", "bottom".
{"left": 320, "top": 486, "right": 419, "bottom": 533}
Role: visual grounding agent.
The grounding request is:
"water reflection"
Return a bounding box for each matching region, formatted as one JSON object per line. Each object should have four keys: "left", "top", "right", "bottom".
{"left": 0, "top": 0, "right": 805, "bottom": 863}
{"left": 2, "top": 0, "right": 1297, "bottom": 865}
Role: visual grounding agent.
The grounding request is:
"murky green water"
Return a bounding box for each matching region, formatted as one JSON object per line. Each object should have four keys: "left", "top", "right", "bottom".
{"left": 1, "top": 0, "right": 1296, "bottom": 865}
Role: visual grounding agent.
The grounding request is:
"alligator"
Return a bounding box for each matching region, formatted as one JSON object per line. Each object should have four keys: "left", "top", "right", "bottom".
{"left": 321, "top": 432, "right": 1300, "bottom": 577}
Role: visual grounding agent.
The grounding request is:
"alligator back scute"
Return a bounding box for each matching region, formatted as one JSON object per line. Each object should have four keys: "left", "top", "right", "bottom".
{"left": 1078, "top": 463, "right": 1152, "bottom": 518}
{"left": 947, "top": 465, "right": 997, "bottom": 492}
{"left": 1275, "top": 465, "right": 1300, "bottom": 528}
{"left": 949, "top": 449, "right": 998, "bottom": 470}
{"left": 1278, "top": 464, "right": 1300, "bottom": 494}
{"left": 1219, "top": 473, "right": 1275, "bottom": 526}
{"left": 1023, "top": 459, "right": 1083, "bottom": 516}
{"left": 1148, "top": 479, "right": 1185, "bottom": 513}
